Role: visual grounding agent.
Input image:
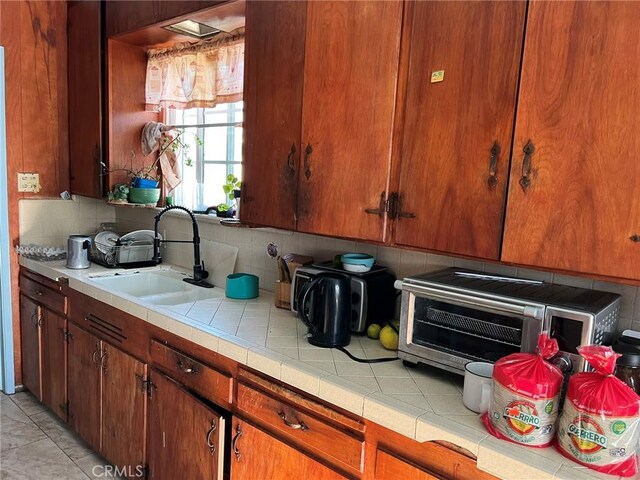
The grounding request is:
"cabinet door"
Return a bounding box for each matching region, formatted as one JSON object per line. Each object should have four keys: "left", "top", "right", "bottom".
{"left": 297, "top": 1, "right": 402, "bottom": 242}
{"left": 375, "top": 450, "right": 439, "bottom": 480}
{"left": 20, "top": 295, "right": 40, "bottom": 399}
{"left": 230, "top": 418, "right": 345, "bottom": 480}
{"left": 101, "top": 343, "right": 147, "bottom": 477}
{"left": 40, "top": 309, "right": 66, "bottom": 420}
{"left": 394, "top": 2, "right": 525, "bottom": 260}
{"left": 67, "top": 323, "right": 101, "bottom": 451}
{"left": 68, "top": 0, "right": 103, "bottom": 198}
{"left": 242, "top": 0, "right": 307, "bottom": 230}
{"left": 147, "top": 370, "right": 225, "bottom": 480}
{"left": 502, "top": 2, "right": 640, "bottom": 280}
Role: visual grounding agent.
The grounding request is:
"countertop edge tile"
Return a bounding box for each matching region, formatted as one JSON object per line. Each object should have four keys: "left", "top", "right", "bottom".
{"left": 364, "top": 392, "right": 425, "bottom": 439}
{"left": 416, "top": 413, "right": 487, "bottom": 457}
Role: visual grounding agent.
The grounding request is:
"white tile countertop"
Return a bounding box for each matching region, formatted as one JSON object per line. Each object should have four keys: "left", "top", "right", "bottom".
{"left": 18, "top": 257, "right": 625, "bottom": 480}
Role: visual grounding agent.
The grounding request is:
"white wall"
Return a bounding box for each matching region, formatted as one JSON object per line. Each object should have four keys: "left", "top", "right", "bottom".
{"left": 19, "top": 196, "right": 116, "bottom": 247}
{"left": 114, "top": 207, "right": 640, "bottom": 334}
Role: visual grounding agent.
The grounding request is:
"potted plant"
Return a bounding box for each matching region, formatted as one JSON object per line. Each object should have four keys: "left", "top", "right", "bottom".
{"left": 215, "top": 203, "right": 234, "bottom": 218}
{"left": 222, "top": 174, "right": 241, "bottom": 217}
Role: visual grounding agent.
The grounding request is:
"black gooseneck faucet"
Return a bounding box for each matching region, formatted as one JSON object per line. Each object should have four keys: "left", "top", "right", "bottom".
{"left": 153, "top": 205, "right": 213, "bottom": 288}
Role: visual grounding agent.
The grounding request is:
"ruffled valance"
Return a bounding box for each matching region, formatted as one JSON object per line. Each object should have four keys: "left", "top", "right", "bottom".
{"left": 145, "top": 29, "right": 244, "bottom": 111}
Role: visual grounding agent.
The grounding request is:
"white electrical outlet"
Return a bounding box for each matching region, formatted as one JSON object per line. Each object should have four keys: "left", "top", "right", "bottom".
{"left": 17, "top": 173, "right": 41, "bottom": 193}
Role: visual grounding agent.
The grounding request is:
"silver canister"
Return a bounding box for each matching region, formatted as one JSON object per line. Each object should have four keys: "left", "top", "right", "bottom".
{"left": 66, "top": 235, "right": 92, "bottom": 269}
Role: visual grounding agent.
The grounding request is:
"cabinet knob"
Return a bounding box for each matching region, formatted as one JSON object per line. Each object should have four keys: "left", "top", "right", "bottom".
{"left": 303, "top": 144, "right": 313, "bottom": 180}
{"left": 278, "top": 411, "right": 308, "bottom": 431}
{"left": 232, "top": 424, "right": 243, "bottom": 461}
{"left": 519, "top": 140, "right": 535, "bottom": 192}
{"left": 286, "top": 143, "right": 296, "bottom": 173}
{"left": 35, "top": 290, "right": 44, "bottom": 296}
{"left": 206, "top": 419, "right": 217, "bottom": 455}
{"left": 488, "top": 141, "right": 501, "bottom": 189}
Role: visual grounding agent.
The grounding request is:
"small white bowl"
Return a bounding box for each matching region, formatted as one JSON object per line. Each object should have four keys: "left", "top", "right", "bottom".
{"left": 342, "top": 263, "right": 371, "bottom": 273}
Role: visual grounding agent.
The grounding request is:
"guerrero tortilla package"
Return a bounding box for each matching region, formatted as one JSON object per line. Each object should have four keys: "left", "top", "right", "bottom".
{"left": 482, "top": 332, "right": 563, "bottom": 447}
{"left": 555, "top": 345, "right": 640, "bottom": 477}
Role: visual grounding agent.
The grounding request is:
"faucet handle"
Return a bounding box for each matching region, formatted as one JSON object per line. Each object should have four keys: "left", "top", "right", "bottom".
{"left": 201, "top": 262, "right": 209, "bottom": 280}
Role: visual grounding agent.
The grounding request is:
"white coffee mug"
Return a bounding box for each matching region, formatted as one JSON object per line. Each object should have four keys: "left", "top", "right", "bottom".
{"left": 463, "top": 361, "right": 494, "bottom": 414}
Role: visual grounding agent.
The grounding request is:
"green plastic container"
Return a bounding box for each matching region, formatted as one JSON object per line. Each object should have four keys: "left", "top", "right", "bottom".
{"left": 225, "top": 273, "right": 259, "bottom": 299}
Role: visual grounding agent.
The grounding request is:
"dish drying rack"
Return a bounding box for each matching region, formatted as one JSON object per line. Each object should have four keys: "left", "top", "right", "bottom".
{"left": 91, "top": 234, "right": 157, "bottom": 269}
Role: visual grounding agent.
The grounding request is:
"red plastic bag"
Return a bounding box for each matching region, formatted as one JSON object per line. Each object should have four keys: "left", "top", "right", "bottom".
{"left": 555, "top": 345, "right": 640, "bottom": 477}
{"left": 482, "top": 332, "right": 564, "bottom": 447}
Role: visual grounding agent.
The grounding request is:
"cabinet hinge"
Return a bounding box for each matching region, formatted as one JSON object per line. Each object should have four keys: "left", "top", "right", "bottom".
{"left": 136, "top": 374, "right": 156, "bottom": 399}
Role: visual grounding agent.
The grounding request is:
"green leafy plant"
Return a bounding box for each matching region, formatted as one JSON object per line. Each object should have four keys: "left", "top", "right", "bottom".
{"left": 216, "top": 203, "right": 230, "bottom": 213}
{"left": 222, "top": 174, "right": 241, "bottom": 201}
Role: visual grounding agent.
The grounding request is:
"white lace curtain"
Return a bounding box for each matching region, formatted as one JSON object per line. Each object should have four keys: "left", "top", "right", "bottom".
{"left": 145, "top": 29, "right": 244, "bottom": 111}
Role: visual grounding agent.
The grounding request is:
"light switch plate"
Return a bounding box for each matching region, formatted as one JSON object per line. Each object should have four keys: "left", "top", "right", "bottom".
{"left": 17, "top": 173, "right": 41, "bottom": 193}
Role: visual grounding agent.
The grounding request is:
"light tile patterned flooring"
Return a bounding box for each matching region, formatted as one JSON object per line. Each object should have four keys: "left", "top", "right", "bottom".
{"left": 0, "top": 391, "right": 113, "bottom": 480}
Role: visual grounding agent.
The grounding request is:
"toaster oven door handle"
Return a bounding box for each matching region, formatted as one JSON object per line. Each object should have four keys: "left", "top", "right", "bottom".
{"left": 403, "top": 284, "right": 545, "bottom": 320}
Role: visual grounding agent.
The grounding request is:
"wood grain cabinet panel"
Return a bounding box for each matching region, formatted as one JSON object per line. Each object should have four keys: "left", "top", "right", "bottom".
{"left": 101, "top": 343, "right": 147, "bottom": 477}
{"left": 394, "top": 1, "right": 525, "bottom": 260}
{"left": 68, "top": 0, "right": 103, "bottom": 199}
{"left": 230, "top": 418, "right": 345, "bottom": 480}
{"left": 67, "top": 323, "right": 101, "bottom": 452}
{"left": 375, "top": 450, "right": 439, "bottom": 480}
{"left": 40, "top": 309, "right": 67, "bottom": 420}
{"left": 19, "top": 295, "right": 41, "bottom": 400}
{"left": 297, "top": 1, "right": 403, "bottom": 242}
{"left": 242, "top": 0, "right": 307, "bottom": 230}
{"left": 147, "top": 370, "right": 225, "bottom": 480}
{"left": 502, "top": 1, "right": 640, "bottom": 280}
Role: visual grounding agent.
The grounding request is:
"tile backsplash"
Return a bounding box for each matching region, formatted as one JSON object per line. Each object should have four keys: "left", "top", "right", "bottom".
{"left": 17, "top": 198, "right": 640, "bottom": 334}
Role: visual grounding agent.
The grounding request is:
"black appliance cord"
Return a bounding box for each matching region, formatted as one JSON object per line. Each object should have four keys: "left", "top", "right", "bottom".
{"left": 335, "top": 346, "right": 399, "bottom": 364}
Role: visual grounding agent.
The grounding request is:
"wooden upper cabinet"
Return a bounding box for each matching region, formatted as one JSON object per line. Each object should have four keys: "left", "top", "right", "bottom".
{"left": 242, "top": 1, "right": 307, "bottom": 230}
{"left": 393, "top": 1, "right": 525, "bottom": 259}
{"left": 68, "top": 0, "right": 103, "bottom": 199}
{"left": 501, "top": 2, "right": 640, "bottom": 280}
{"left": 105, "top": 1, "right": 223, "bottom": 37}
{"left": 296, "top": 1, "right": 403, "bottom": 242}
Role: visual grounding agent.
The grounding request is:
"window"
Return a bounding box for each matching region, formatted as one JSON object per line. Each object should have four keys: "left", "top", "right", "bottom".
{"left": 166, "top": 101, "right": 243, "bottom": 211}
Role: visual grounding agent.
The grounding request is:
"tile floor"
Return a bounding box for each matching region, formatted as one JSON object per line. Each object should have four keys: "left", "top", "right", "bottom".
{"left": 1, "top": 391, "right": 117, "bottom": 480}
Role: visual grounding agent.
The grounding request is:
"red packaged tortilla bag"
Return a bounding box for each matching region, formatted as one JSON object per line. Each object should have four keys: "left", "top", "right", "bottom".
{"left": 555, "top": 345, "right": 640, "bottom": 477}
{"left": 482, "top": 332, "right": 564, "bottom": 447}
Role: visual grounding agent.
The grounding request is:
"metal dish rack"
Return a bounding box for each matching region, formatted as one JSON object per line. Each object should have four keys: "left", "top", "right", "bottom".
{"left": 91, "top": 236, "right": 156, "bottom": 269}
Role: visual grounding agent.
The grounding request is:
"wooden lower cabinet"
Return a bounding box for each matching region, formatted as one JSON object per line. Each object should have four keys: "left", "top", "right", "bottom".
{"left": 375, "top": 450, "right": 439, "bottom": 480}
{"left": 19, "top": 294, "right": 41, "bottom": 399}
{"left": 67, "top": 323, "right": 102, "bottom": 451}
{"left": 147, "top": 370, "right": 225, "bottom": 480}
{"left": 230, "top": 418, "right": 345, "bottom": 479}
{"left": 40, "top": 308, "right": 66, "bottom": 420}
{"left": 101, "top": 343, "right": 147, "bottom": 477}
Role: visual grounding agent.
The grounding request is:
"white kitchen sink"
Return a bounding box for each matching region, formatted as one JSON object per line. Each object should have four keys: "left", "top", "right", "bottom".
{"left": 90, "top": 270, "right": 221, "bottom": 306}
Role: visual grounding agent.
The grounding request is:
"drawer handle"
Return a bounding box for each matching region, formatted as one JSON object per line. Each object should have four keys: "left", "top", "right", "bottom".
{"left": 278, "top": 411, "right": 308, "bottom": 431}
{"left": 35, "top": 289, "right": 44, "bottom": 296}
{"left": 92, "top": 343, "right": 101, "bottom": 366}
{"left": 488, "top": 140, "right": 501, "bottom": 189}
{"left": 177, "top": 358, "right": 197, "bottom": 375}
{"left": 232, "top": 424, "right": 243, "bottom": 461}
{"left": 206, "top": 419, "right": 216, "bottom": 455}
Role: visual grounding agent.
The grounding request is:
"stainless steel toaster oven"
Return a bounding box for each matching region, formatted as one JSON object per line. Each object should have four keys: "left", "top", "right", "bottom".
{"left": 396, "top": 269, "right": 621, "bottom": 375}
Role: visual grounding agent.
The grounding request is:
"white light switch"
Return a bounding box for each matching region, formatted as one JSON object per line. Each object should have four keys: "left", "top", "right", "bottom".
{"left": 18, "top": 173, "right": 41, "bottom": 193}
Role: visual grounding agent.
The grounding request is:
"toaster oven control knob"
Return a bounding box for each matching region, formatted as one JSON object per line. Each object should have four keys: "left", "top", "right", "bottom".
{"left": 551, "top": 355, "right": 572, "bottom": 373}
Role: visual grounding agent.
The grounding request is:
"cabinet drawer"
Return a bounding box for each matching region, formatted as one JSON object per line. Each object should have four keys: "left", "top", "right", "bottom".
{"left": 150, "top": 339, "right": 232, "bottom": 407}
{"left": 236, "top": 381, "right": 364, "bottom": 473}
{"left": 20, "top": 274, "right": 65, "bottom": 315}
